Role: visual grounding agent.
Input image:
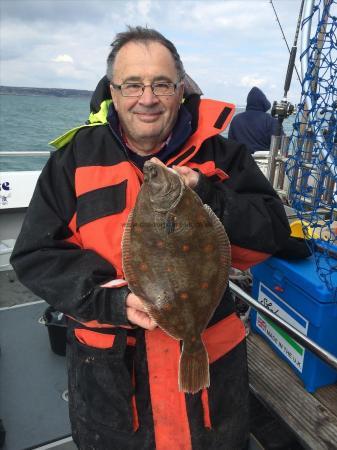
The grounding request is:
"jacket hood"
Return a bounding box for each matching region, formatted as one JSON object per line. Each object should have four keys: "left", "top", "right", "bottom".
{"left": 246, "top": 87, "right": 271, "bottom": 112}
{"left": 90, "top": 76, "right": 112, "bottom": 114}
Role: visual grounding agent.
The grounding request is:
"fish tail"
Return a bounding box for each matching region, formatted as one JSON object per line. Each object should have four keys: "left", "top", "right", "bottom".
{"left": 179, "top": 337, "right": 210, "bottom": 394}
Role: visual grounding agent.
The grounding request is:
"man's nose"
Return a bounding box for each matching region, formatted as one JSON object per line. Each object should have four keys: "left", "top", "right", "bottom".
{"left": 139, "top": 85, "right": 159, "bottom": 105}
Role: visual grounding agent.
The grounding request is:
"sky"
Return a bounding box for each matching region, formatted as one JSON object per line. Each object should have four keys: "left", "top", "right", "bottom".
{"left": 0, "top": 0, "right": 305, "bottom": 105}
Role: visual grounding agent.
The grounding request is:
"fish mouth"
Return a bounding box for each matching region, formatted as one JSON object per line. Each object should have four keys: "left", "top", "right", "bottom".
{"left": 143, "top": 162, "right": 175, "bottom": 193}
{"left": 143, "top": 161, "right": 185, "bottom": 211}
{"left": 143, "top": 162, "right": 159, "bottom": 183}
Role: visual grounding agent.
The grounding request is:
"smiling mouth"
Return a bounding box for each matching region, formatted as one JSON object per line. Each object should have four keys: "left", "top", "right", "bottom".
{"left": 135, "top": 111, "right": 163, "bottom": 122}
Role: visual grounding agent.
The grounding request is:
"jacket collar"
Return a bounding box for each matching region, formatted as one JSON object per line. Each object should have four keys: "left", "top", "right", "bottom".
{"left": 166, "top": 98, "right": 235, "bottom": 167}
{"left": 107, "top": 103, "right": 192, "bottom": 169}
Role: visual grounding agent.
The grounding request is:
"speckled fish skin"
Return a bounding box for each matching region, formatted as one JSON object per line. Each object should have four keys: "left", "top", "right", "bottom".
{"left": 122, "top": 161, "right": 231, "bottom": 393}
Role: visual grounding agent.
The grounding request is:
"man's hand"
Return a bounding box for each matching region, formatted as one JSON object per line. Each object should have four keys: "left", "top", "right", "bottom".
{"left": 172, "top": 165, "right": 199, "bottom": 189}
{"left": 150, "top": 157, "right": 200, "bottom": 189}
{"left": 126, "top": 293, "right": 157, "bottom": 330}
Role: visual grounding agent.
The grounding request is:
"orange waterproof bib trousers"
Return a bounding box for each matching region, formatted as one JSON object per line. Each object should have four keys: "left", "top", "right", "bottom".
{"left": 67, "top": 308, "right": 250, "bottom": 450}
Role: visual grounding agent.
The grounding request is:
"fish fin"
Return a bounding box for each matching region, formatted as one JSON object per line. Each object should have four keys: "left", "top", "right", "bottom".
{"left": 147, "top": 308, "right": 180, "bottom": 340}
{"left": 203, "top": 204, "right": 230, "bottom": 261}
{"left": 203, "top": 204, "right": 231, "bottom": 293}
{"left": 179, "top": 337, "right": 210, "bottom": 394}
{"left": 121, "top": 208, "right": 134, "bottom": 276}
{"left": 122, "top": 208, "right": 144, "bottom": 296}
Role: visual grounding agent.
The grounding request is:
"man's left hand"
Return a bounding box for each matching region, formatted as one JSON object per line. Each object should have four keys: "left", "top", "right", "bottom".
{"left": 150, "top": 157, "right": 199, "bottom": 189}
{"left": 172, "top": 165, "right": 199, "bottom": 189}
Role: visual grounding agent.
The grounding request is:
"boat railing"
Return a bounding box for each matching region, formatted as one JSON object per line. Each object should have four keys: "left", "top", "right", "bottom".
{"left": 0, "top": 151, "right": 52, "bottom": 157}
{"left": 229, "top": 281, "right": 337, "bottom": 372}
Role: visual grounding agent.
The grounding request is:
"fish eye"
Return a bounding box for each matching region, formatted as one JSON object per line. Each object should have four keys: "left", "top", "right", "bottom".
{"left": 150, "top": 166, "right": 157, "bottom": 177}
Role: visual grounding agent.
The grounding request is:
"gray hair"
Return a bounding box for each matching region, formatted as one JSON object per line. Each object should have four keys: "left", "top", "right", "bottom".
{"left": 106, "top": 26, "right": 185, "bottom": 82}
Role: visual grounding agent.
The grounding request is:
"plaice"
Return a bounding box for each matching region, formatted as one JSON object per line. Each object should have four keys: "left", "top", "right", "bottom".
{"left": 122, "top": 160, "right": 231, "bottom": 393}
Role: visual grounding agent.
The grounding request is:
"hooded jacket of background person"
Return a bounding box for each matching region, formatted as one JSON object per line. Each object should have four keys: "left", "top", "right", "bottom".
{"left": 228, "top": 86, "right": 280, "bottom": 153}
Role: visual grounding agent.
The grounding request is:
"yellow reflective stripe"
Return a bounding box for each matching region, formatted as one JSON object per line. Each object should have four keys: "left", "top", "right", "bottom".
{"left": 88, "top": 99, "right": 112, "bottom": 124}
{"left": 49, "top": 99, "right": 113, "bottom": 149}
{"left": 49, "top": 123, "right": 101, "bottom": 149}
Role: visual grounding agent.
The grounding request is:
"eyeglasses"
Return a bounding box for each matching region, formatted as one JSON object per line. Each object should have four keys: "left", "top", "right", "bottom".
{"left": 111, "top": 81, "right": 182, "bottom": 97}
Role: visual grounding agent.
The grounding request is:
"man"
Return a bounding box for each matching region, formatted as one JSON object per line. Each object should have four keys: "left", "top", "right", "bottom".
{"left": 11, "top": 27, "right": 290, "bottom": 449}
{"left": 228, "top": 86, "right": 281, "bottom": 153}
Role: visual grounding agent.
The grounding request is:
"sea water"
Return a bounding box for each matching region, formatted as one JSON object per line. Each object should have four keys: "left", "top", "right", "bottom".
{"left": 0, "top": 94, "right": 90, "bottom": 171}
{"left": 0, "top": 93, "right": 294, "bottom": 172}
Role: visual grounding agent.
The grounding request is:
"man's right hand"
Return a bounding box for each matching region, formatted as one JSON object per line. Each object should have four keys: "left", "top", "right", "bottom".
{"left": 126, "top": 293, "right": 157, "bottom": 330}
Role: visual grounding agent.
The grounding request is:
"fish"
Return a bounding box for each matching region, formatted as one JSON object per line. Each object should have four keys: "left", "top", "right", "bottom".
{"left": 122, "top": 160, "right": 231, "bottom": 393}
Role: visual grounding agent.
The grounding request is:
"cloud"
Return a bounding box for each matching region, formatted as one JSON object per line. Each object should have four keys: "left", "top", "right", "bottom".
{"left": 0, "top": 0, "right": 306, "bottom": 104}
{"left": 240, "top": 75, "right": 268, "bottom": 88}
{"left": 181, "top": 2, "right": 272, "bottom": 32}
{"left": 1, "top": 0, "right": 107, "bottom": 25}
{"left": 51, "top": 54, "right": 74, "bottom": 63}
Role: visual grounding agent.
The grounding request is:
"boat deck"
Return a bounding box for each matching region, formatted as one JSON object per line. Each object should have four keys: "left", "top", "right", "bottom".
{"left": 248, "top": 333, "right": 337, "bottom": 450}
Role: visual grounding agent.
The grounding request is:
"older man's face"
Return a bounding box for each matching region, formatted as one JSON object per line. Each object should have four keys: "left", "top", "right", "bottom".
{"left": 110, "top": 41, "right": 184, "bottom": 154}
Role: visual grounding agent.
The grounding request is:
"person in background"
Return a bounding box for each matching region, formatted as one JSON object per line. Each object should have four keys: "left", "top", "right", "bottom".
{"left": 10, "top": 26, "right": 290, "bottom": 449}
{"left": 228, "top": 86, "right": 281, "bottom": 153}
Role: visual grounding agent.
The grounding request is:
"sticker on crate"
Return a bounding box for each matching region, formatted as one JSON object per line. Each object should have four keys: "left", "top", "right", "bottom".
{"left": 256, "top": 283, "right": 309, "bottom": 373}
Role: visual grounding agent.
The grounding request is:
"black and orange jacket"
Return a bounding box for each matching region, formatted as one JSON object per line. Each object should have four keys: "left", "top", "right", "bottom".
{"left": 10, "top": 90, "right": 290, "bottom": 328}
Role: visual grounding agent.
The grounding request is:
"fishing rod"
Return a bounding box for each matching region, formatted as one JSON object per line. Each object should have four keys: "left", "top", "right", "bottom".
{"left": 269, "top": 0, "right": 302, "bottom": 85}
{"left": 282, "top": 0, "right": 305, "bottom": 98}
{"left": 271, "top": 0, "right": 306, "bottom": 136}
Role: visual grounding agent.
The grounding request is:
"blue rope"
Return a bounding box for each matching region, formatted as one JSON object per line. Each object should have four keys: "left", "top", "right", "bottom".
{"left": 286, "top": 0, "right": 337, "bottom": 294}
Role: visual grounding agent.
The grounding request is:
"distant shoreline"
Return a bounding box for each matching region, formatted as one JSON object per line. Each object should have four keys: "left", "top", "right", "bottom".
{"left": 0, "top": 85, "right": 93, "bottom": 98}
{"left": 0, "top": 85, "right": 247, "bottom": 108}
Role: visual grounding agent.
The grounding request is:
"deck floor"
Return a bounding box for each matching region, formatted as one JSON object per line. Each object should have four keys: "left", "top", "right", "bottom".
{"left": 0, "top": 301, "right": 71, "bottom": 450}
{"left": 248, "top": 333, "right": 337, "bottom": 450}
{"left": 0, "top": 269, "right": 41, "bottom": 308}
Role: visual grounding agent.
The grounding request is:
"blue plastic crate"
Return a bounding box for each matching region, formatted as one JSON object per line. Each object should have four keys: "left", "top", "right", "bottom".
{"left": 251, "top": 255, "right": 337, "bottom": 392}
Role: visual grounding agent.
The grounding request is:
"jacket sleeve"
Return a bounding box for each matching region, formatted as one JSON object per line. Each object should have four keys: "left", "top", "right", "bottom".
{"left": 194, "top": 137, "right": 291, "bottom": 269}
{"left": 10, "top": 143, "right": 130, "bottom": 325}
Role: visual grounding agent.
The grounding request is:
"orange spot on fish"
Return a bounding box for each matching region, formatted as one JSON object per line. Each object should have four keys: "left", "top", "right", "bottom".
{"left": 166, "top": 266, "right": 173, "bottom": 273}
{"left": 203, "top": 243, "right": 214, "bottom": 253}
{"left": 180, "top": 292, "right": 189, "bottom": 300}
{"left": 156, "top": 240, "right": 165, "bottom": 248}
{"left": 200, "top": 282, "right": 209, "bottom": 289}
{"left": 182, "top": 244, "right": 190, "bottom": 252}
{"left": 196, "top": 215, "right": 207, "bottom": 225}
{"left": 139, "top": 263, "right": 148, "bottom": 272}
{"left": 163, "top": 303, "right": 173, "bottom": 311}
